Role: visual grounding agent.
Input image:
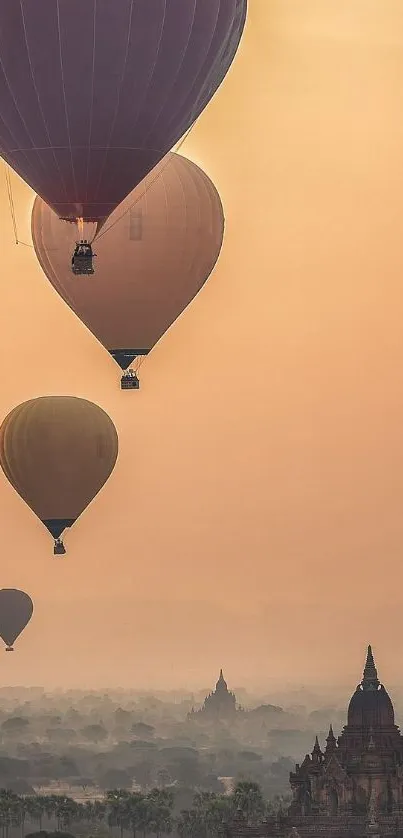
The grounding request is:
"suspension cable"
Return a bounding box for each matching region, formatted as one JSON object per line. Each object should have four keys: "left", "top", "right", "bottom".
{"left": 5, "top": 165, "right": 18, "bottom": 243}
{"left": 4, "top": 164, "right": 35, "bottom": 248}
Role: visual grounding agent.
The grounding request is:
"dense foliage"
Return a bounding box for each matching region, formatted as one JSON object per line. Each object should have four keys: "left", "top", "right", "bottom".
{"left": 0, "top": 782, "right": 291, "bottom": 838}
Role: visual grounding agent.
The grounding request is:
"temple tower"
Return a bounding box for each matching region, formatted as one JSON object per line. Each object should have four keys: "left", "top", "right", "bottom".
{"left": 289, "top": 646, "right": 403, "bottom": 821}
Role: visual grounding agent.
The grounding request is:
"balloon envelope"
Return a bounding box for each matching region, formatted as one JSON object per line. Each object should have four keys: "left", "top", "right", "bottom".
{"left": 32, "top": 153, "right": 225, "bottom": 370}
{"left": 0, "top": 397, "right": 118, "bottom": 546}
{"left": 0, "top": 0, "right": 247, "bottom": 222}
{"left": 0, "top": 589, "right": 33, "bottom": 649}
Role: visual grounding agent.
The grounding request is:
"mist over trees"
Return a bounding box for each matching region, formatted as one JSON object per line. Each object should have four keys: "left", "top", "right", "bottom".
{"left": 0, "top": 678, "right": 398, "bottom": 837}
{"left": 0, "top": 682, "right": 362, "bottom": 806}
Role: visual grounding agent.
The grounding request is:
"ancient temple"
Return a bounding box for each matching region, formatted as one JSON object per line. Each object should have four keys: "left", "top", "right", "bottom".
{"left": 228, "top": 646, "right": 403, "bottom": 838}
{"left": 288, "top": 645, "right": 403, "bottom": 827}
{"left": 188, "top": 669, "right": 239, "bottom": 721}
{"left": 281, "top": 645, "right": 403, "bottom": 838}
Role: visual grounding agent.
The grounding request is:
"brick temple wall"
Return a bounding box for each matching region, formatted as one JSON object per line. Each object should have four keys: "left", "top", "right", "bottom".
{"left": 228, "top": 814, "right": 403, "bottom": 838}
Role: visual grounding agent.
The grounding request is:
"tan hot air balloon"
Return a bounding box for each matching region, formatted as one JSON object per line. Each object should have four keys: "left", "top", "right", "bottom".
{"left": 0, "top": 397, "right": 118, "bottom": 555}
{"left": 31, "top": 152, "right": 225, "bottom": 389}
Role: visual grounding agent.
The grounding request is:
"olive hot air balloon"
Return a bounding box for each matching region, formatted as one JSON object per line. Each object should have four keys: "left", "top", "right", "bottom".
{"left": 0, "top": 0, "right": 247, "bottom": 269}
{"left": 0, "top": 397, "right": 118, "bottom": 555}
{"left": 0, "top": 589, "right": 33, "bottom": 651}
{"left": 32, "top": 153, "right": 225, "bottom": 389}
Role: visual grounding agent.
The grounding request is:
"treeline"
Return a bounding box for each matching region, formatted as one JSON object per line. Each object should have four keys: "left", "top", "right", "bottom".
{"left": 0, "top": 782, "right": 291, "bottom": 838}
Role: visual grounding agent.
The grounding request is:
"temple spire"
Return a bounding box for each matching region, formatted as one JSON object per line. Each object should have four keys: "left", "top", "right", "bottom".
{"left": 311, "top": 736, "right": 323, "bottom": 763}
{"left": 362, "top": 646, "right": 380, "bottom": 690}
{"left": 325, "top": 724, "right": 337, "bottom": 754}
{"left": 216, "top": 669, "right": 228, "bottom": 691}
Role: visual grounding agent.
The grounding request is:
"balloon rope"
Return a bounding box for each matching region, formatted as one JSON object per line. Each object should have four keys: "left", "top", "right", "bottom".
{"left": 135, "top": 355, "right": 146, "bottom": 374}
{"left": 5, "top": 165, "right": 18, "bottom": 243}
{"left": 95, "top": 122, "right": 196, "bottom": 243}
{"left": 4, "top": 164, "right": 35, "bottom": 248}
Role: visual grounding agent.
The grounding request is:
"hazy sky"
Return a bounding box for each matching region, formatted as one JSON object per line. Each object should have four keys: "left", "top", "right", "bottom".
{"left": 1, "top": 0, "right": 403, "bottom": 690}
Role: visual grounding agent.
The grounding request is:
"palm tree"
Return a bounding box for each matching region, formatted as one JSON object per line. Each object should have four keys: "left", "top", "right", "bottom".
{"left": 0, "top": 790, "right": 23, "bottom": 838}
{"left": 143, "top": 789, "right": 174, "bottom": 838}
{"left": 52, "top": 796, "right": 79, "bottom": 832}
{"left": 23, "top": 797, "right": 45, "bottom": 832}
{"left": 232, "top": 781, "right": 266, "bottom": 825}
{"left": 82, "top": 800, "right": 107, "bottom": 835}
{"left": 177, "top": 793, "right": 233, "bottom": 838}
{"left": 126, "top": 793, "right": 146, "bottom": 838}
{"left": 41, "top": 794, "right": 59, "bottom": 829}
{"left": 176, "top": 808, "right": 207, "bottom": 838}
{"left": 82, "top": 801, "right": 95, "bottom": 824}
{"left": 197, "top": 793, "right": 233, "bottom": 838}
{"left": 105, "top": 789, "right": 131, "bottom": 838}
{"left": 17, "top": 798, "right": 26, "bottom": 838}
{"left": 208, "top": 796, "right": 234, "bottom": 837}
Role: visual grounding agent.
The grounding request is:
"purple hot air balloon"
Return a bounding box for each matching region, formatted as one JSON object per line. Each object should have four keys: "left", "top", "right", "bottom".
{"left": 0, "top": 589, "right": 33, "bottom": 651}
{"left": 0, "top": 0, "right": 247, "bottom": 232}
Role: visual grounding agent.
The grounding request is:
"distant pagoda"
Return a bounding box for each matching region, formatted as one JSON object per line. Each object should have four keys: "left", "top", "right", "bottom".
{"left": 188, "top": 669, "right": 241, "bottom": 721}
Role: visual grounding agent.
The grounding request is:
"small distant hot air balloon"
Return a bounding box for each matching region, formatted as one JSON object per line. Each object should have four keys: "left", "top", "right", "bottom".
{"left": 0, "top": 0, "right": 247, "bottom": 269}
{"left": 32, "top": 153, "right": 225, "bottom": 389}
{"left": 0, "top": 397, "right": 118, "bottom": 555}
{"left": 0, "top": 589, "right": 33, "bottom": 651}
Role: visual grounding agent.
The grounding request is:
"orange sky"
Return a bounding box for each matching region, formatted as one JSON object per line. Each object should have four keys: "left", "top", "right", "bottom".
{"left": 0, "top": 0, "right": 403, "bottom": 691}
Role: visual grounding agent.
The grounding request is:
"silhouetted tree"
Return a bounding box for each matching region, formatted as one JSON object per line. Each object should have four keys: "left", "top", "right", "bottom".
{"left": 232, "top": 781, "right": 266, "bottom": 824}
{"left": 105, "top": 789, "right": 131, "bottom": 838}
{"left": 131, "top": 725, "right": 155, "bottom": 740}
{"left": 1, "top": 719, "right": 29, "bottom": 735}
{"left": 81, "top": 725, "right": 108, "bottom": 744}
{"left": 0, "top": 789, "right": 23, "bottom": 838}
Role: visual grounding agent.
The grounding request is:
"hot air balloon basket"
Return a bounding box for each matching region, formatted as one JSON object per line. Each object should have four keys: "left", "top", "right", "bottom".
{"left": 121, "top": 371, "right": 140, "bottom": 390}
{"left": 72, "top": 258, "right": 95, "bottom": 276}
{"left": 54, "top": 541, "right": 66, "bottom": 556}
